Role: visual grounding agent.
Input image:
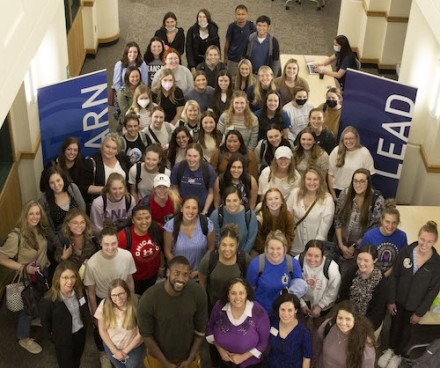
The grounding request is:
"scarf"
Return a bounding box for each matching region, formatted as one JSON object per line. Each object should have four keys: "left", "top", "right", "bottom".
{"left": 350, "top": 267, "right": 382, "bottom": 315}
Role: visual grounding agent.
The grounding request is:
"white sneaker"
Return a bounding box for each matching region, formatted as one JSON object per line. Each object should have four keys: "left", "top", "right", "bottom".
{"left": 378, "top": 348, "right": 394, "bottom": 368}
{"left": 387, "top": 354, "right": 402, "bottom": 368}
{"left": 18, "top": 338, "right": 42, "bottom": 354}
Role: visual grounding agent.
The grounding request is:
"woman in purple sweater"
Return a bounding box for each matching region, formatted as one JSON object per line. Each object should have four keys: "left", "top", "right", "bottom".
{"left": 206, "top": 277, "right": 270, "bottom": 367}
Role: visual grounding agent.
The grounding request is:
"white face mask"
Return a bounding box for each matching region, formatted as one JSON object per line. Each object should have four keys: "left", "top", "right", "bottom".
{"left": 198, "top": 22, "right": 208, "bottom": 29}
{"left": 137, "top": 98, "right": 150, "bottom": 108}
{"left": 161, "top": 81, "right": 173, "bottom": 91}
{"left": 165, "top": 26, "right": 176, "bottom": 32}
{"left": 333, "top": 45, "right": 341, "bottom": 53}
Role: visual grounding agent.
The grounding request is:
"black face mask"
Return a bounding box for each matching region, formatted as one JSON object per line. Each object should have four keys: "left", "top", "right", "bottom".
{"left": 326, "top": 99, "right": 338, "bottom": 108}
{"left": 295, "top": 99, "right": 307, "bottom": 106}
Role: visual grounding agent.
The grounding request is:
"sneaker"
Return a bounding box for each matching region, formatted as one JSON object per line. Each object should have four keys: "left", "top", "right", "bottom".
{"left": 100, "top": 353, "right": 112, "bottom": 368}
{"left": 378, "top": 348, "right": 394, "bottom": 368}
{"left": 387, "top": 354, "right": 402, "bottom": 368}
{"left": 18, "top": 338, "right": 42, "bottom": 354}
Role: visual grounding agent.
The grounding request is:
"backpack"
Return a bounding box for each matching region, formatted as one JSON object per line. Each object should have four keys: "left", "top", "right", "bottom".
{"left": 323, "top": 319, "right": 335, "bottom": 339}
{"left": 217, "top": 204, "right": 252, "bottom": 231}
{"left": 101, "top": 194, "right": 132, "bottom": 231}
{"left": 122, "top": 227, "right": 134, "bottom": 252}
{"left": 298, "top": 253, "right": 333, "bottom": 280}
{"left": 410, "top": 338, "right": 440, "bottom": 368}
{"left": 176, "top": 160, "right": 211, "bottom": 191}
{"left": 258, "top": 253, "right": 294, "bottom": 278}
{"left": 135, "top": 162, "right": 166, "bottom": 194}
{"left": 199, "top": 213, "right": 209, "bottom": 237}
{"left": 370, "top": 190, "right": 381, "bottom": 214}
{"left": 119, "top": 132, "right": 151, "bottom": 153}
{"left": 206, "top": 250, "right": 247, "bottom": 282}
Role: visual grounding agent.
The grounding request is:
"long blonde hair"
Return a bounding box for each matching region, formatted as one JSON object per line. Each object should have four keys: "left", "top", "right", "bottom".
{"left": 235, "top": 59, "right": 254, "bottom": 90}
{"left": 130, "top": 85, "right": 154, "bottom": 113}
{"left": 180, "top": 100, "right": 201, "bottom": 124}
{"left": 224, "top": 91, "right": 255, "bottom": 129}
{"left": 152, "top": 68, "right": 177, "bottom": 104}
{"left": 268, "top": 154, "right": 298, "bottom": 183}
{"left": 103, "top": 279, "right": 137, "bottom": 330}
{"left": 297, "top": 166, "right": 328, "bottom": 202}
{"left": 252, "top": 66, "right": 276, "bottom": 107}
{"left": 336, "top": 126, "right": 362, "bottom": 167}
{"left": 103, "top": 173, "right": 131, "bottom": 204}
{"left": 16, "top": 200, "right": 50, "bottom": 250}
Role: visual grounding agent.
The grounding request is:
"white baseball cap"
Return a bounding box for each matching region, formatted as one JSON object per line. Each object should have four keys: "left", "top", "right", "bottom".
{"left": 153, "top": 174, "right": 171, "bottom": 188}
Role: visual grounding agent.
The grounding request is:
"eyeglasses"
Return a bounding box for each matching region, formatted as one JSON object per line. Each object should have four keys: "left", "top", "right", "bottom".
{"left": 110, "top": 292, "right": 127, "bottom": 299}
{"left": 353, "top": 179, "right": 367, "bottom": 185}
{"left": 61, "top": 276, "right": 77, "bottom": 281}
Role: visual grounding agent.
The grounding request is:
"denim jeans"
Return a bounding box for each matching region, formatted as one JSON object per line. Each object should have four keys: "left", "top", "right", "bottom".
{"left": 16, "top": 311, "right": 32, "bottom": 339}
{"left": 103, "top": 341, "right": 145, "bottom": 368}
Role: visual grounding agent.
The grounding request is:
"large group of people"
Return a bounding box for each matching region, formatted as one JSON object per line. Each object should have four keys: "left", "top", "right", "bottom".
{"left": 1, "top": 3, "right": 439, "bottom": 368}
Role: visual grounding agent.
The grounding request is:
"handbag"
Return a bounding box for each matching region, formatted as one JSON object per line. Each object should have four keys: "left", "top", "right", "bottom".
{"left": 21, "top": 271, "right": 47, "bottom": 319}
{"left": 6, "top": 270, "right": 25, "bottom": 312}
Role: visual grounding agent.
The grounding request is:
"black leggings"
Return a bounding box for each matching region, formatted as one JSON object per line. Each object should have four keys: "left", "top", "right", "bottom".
{"left": 93, "top": 296, "right": 104, "bottom": 352}
{"left": 389, "top": 303, "right": 414, "bottom": 356}
{"left": 55, "top": 328, "right": 86, "bottom": 368}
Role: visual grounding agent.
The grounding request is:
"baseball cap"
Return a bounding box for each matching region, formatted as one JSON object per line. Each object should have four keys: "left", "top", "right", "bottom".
{"left": 153, "top": 174, "right": 171, "bottom": 188}
{"left": 274, "top": 146, "right": 293, "bottom": 159}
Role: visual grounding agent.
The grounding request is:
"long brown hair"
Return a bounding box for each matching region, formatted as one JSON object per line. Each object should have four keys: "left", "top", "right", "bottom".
{"left": 336, "top": 126, "right": 362, "bottom": 167}
{"left": 337, "top": 168, "right": 374, "bottom": 232}
{"left": 47, "top": 261, "right": 84, "bottom": 302}
{"left": 293, "top": 127, "right": 325, "bottom": 166}
{"left": 198, "top": 111, "right": 222, "bottom": 149}
{"left": 329, "top": 300, "right": 375, "bottom": 368}
{"left": 62, "top": 207, "right": 93, "bottom": 240}
{"left": 258, "top": 188, "right": 293, "bottom": 252}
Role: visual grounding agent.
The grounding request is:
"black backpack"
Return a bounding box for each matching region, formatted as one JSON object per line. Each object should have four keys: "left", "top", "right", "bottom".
{"left": 101, "top": 194, "right": 132, "bottom": 231}
{"left": 410, "top": 338, "right": 440, "bottom": 368}
{"left": 176, "top": 160, "right": 211, "bottom": 191}
{"left": 217, "top": 204, "right": 252, "bottom": 230}
{"left": 298, "top": 253, "right": 333, "bottom": 280}
{"left": 206, "top": 250, "right": 247, "bottom": 283}
{"left": 199, "top": 214, "right": 209, "bottom": 237}
{"left": 134, "top": 162, "right": 166, "bottom": 194}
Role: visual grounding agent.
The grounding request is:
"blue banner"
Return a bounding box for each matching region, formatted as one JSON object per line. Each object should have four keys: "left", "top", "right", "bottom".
{"left": 340, "top": 70, "right": 418, "bottom": 199}
{"left": 38, "top": 70, "right": 108, "bottom": 165}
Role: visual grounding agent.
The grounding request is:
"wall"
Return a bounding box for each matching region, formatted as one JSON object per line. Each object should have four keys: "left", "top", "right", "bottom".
{"left": 396, "top": 0, "right": 440, "bottom": 204}
{"left": 0, "top": 0, "right": 69, "bottom": 219}
{"left": 338, "top": 0, "right": 410, "bottom": 69}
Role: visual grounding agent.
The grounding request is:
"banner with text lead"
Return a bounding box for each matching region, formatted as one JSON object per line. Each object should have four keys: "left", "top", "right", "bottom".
{"left": 339, "top": 70, "right": 418, "bottom": 199}
{"left": 38, "top": 69, "right": 108, "bottom": 166}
